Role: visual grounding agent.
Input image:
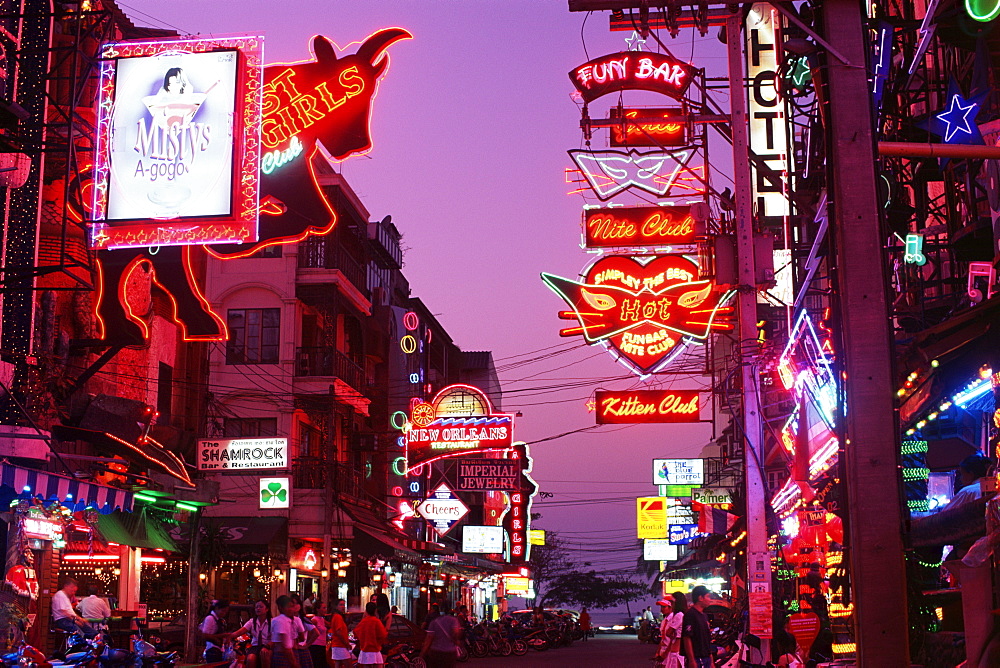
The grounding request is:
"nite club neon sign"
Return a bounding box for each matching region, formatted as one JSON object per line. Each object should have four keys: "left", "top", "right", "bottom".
{"left": 584, "top": 206, "right": 695, "bottom": 249}
{"left": 542, "top": 254, "right": 734, "bottom": 376}
{"left": 569, "top": 52, "right": 696, "bottom": 103}
{"left": 595, "top": 389, "right": 701, "bottom": 424}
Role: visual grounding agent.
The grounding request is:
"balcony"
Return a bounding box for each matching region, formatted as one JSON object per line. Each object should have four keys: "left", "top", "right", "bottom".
{"left": 295, "top": 347, "right": 369, "bottom": 389}
{"left": 297, "top": 240, "right": 370, "bottom": 302}
{"left": 292, "top": 456, "right": 365, "bottom": 499}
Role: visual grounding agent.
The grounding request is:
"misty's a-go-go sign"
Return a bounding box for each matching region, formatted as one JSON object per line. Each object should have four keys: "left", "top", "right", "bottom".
{"left": 198, "top": 438, "right": 287, "bottom": 471}
{"left": 417, "top": 484, "right": 469, "bottom": 537}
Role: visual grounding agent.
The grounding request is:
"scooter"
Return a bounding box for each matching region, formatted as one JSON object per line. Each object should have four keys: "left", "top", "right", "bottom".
{"left": 383, "top": 644, "right": 426, "bottom": 668}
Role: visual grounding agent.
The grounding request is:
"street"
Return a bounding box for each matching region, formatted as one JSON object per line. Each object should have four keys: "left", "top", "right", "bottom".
{"left": 467, "top": 634, "right": 657, "bottom": 667}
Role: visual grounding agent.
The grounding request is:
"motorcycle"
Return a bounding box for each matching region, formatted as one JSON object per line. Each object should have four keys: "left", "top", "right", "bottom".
{"left": 383, "top": 644, "right": 425, "bottom": 668}
{"left": 2, "top": 643, "right": 51, "bottom": 668}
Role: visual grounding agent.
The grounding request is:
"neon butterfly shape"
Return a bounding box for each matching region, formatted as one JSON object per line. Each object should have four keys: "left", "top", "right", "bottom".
{"left": 541, "top": 272, "right": 734, "bottom": 343}
{"left": 568, "top": 148, "right": 693, "bottom": 201}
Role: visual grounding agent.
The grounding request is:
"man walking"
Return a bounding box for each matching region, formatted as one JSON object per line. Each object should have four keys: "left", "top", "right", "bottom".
{"left": 420, "top": 606, "right": 463, "bottom": 668}
{"left": 682, "top": 585, "right": 714, "bottom": 668}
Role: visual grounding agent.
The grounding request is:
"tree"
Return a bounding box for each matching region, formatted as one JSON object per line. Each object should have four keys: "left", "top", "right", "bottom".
{"left": 542, "top": 571, "right": 649, "bottom": 610}
{"left": 528, "top": 532, "right": 579, "bottom": 604}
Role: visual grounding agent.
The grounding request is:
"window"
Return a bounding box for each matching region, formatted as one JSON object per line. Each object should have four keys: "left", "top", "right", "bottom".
{"left": 257, "top": 245, "right": 282, "bottom": 258}
{"left": 156, "top": 362, "right": 172, "bottom": 424}
{"left": 227, "top": 308, "right": 280, "bottom": 364}
{"left": 223, "top": 417, "right": 278, "bottom": 438}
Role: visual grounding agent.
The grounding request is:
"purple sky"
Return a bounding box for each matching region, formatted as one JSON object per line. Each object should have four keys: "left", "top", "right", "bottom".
{"left": 133, "top": 0, "right": 732, "bottom": 588}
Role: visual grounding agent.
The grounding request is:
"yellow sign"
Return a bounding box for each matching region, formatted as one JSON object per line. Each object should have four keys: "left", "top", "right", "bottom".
{"left": 637, "top": 496, "right": 668, "bottom": 538}
{"left": 529, "top": 529, "right": 546, "bottom": 546}
{"left": 505, "top": 576, "right": 531, "bottom": 593}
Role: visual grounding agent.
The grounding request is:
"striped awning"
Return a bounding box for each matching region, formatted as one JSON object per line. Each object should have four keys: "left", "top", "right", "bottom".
{"left": 0, "top": 464, "right": 133, "bottom": 514}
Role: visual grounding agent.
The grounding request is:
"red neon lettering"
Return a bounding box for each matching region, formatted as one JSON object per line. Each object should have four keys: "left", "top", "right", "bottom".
{"left": 595, "top": 389, "right": 701, "bottom": 424}
{"left": 262, "top": 65, "right": 368, "bottom": 150}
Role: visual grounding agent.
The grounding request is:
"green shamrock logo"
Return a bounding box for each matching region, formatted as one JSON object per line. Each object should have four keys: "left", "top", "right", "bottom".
{"left": 261, "top": 481, "right": 287, "bottom": 506}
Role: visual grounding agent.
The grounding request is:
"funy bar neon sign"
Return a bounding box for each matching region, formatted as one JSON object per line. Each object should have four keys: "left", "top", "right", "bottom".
{"left": 569, "top": 51, "right": 696, "bottom": 103}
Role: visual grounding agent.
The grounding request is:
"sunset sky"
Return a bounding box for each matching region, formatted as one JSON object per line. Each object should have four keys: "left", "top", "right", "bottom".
{"left": 131, "top": 0, "right": 734, "bottom": 587}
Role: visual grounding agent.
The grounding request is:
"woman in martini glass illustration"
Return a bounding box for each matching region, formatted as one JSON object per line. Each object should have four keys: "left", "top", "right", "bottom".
{"left": 142, "top": 67, "right": 215, "bottom": 130}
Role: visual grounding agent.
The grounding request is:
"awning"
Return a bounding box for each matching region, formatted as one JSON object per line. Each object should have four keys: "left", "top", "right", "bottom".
{"left": 0, "top": 463, "right": 132, "bottom": 514}
{"left": 342, "top": 500, "right": 452, "bottom": 556}
{"left": 169, "top": 516, "right": 288, "bottom": 558}
{"left": 353, "top": 525, "right": 419, "bottom": 560}
{"left": 52, "top": 425, "right": 193, "bottom": 486}
{"left": 96, "top": 509, "right": 179, "bottom": 552}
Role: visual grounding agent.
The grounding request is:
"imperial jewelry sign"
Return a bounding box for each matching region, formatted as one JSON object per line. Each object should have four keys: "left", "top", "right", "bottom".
{"left": 455, "top": 459, "right": 520, "bottom": 491}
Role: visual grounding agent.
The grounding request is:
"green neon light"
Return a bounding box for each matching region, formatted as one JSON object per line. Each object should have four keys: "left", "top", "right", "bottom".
{"left": 392, "top": 457, "right": 407, "bottom": 476}
{"left": 966, "top": 0, "right": 1000, "bottom": 22}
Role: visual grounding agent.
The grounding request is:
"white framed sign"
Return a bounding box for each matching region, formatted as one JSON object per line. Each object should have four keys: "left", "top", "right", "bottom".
{"left": 198, "top": 438, "right": 287, "bottom": 471}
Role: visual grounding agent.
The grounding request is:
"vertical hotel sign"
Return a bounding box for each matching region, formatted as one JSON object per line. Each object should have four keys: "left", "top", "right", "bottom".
{"left": 91, "top": 36, "right": 263, "bottom": 249}
{"left": 746, "top": 4, "right": 791, "bottom": 229}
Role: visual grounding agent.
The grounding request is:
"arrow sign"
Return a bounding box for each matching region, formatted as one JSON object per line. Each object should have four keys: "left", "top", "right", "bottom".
{"left": 416, "top": 484, "right": 469, "bottom": 537}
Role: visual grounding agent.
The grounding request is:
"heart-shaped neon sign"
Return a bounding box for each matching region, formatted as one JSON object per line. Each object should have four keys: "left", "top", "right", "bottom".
{"left": 542, "top": 254, "right": 734, "bottom": 375}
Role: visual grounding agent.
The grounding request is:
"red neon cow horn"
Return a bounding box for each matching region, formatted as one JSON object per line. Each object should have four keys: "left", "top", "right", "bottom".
{"left": 355, "top": 27, "right": 412, "bottom": 73}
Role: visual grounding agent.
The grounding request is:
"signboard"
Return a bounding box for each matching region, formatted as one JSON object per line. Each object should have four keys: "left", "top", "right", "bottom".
{"left": 406, "top": 384, "right": 514, "bottom": 471}
{"left": 544, "top": 254, "right": 734, "bottom": 376}
{"left": 668, "top": 523, "right": 703, "bottom": 545}
{"left": 569, "top": 51, "right": 696, "bottom": 103}
{"left": 568, "top": 148, "right": 693, "bottom": 201}
{"left": 529, "top": 529, "right": 546, "bottom": 546}
{"left": 92, "top": 36, "right": 264, "bottom": 249}
{"left": 462, "top": 525, "right": 504, "bottom": 554}
{"left": 610, "top": 107, "right": 686, "bottom": 147}
{"left": 416, "top": 484, "right": 469, "bottom": 537}
{"left": 259, "top": 477, "right": 290, "bottom": 509}
{"left": 692, "top": 488, "right": 733, "bottom": 506}
{"left": 595, "top": 389, "right": 701, "bottom": 424}
{"left": 654, "top": 459, "right": 704, "bottom": 486}
{"left": 584, "top": 206, "right": 695, "bottom": 249}
{"left": 746, "top": 4, "right": 792, "bottom": 229}
{"left": 455, "top": 458, "right": 520, "bottom": 491}
{"left": 637, "top": 497, "right": 668, "bottom": 538}
{"left": 23, "top": 516, "right": 64, "bottom": 542}
{"left": 198, "top": 438, "right": 287, "bottom": 471}
{"left": 748, "top": 591, "right": 774, "bottom": 636}
{"left": 787, "top": 612, "right": 821, "bottom": 654}
{"left": 504, "top": 576, "right": 531, "bottom": 594}
{"left": 643, "top": 538, "right": 678, "bottom": 561}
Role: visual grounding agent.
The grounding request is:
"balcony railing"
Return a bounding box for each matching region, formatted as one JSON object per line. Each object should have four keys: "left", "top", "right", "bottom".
{"left": 297, "top": 240, "right": 369, "bottom": 298}
{"left": 294, "top": 347, "right": 368, "bottom": 393}
{"left": 292, "top": 456, "right": 365, "bottom": 497}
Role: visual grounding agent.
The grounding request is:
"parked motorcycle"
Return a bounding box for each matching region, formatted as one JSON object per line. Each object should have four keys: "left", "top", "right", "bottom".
{"left": 383, "top": 643, "right": 425, "bottom": 668}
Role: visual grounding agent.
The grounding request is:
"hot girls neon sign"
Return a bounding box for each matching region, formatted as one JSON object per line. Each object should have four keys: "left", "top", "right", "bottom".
{"left": 542, "top": 254, "right": 734, "bottom": 376}
{"left": 569, "top": 52, "right": 696, "bottom": 103}
{"left": 584, "top": 206, "right": 695, "bottom": 249}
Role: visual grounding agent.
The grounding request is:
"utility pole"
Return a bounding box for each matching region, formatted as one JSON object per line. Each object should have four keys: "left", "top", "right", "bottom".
{"left": 726, "top": 11, "right": 773, "bottom": 656}
{"left": 822, "top": 1, "right": 909, "bottom": 664}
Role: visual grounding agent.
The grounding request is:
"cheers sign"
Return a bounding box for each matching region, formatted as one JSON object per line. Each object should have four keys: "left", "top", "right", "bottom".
{"left": 570, "top": 52, "right": 696, "bottom": 103}
{"left": 595, "top": 389, "right": 701, "bottom": 424}
{"left": 585, "top": 206, "right": 695, "bottom": 249}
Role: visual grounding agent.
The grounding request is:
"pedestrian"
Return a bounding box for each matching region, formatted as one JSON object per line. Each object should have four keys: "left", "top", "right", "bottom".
{"left": 232, "top": 600, "right": 272, "bottom": 668}
{"left": 52, "top": 577, "right": 98, "bottom": 638}
{"left": 578, "top": 607, "right": 591, "bottom": 642}
{"left": 682, "top": 586, "right": 714, "bottom": 668}
{"left": 374, "top": 592, "right": 392, "bottom": 628}
{"left": 271, "top": 596, "right": 301, "bottom": 668}
{"left": 302, "top": 594, "right": 317, "bottom": 615}
{"left": 653, "top": 596, "right": 682, "bottom": 668}
{"left": 354, "top": 602, "right": 388, "bottom": 668}
{"left": 200, "top": 599, "right": 230, "bottom": 663}
{"left": 290, "top": 594, "right": 316, "bottom": 668}
{"left": 327, "top": 599, "right": 352, "bottom": 668}
{"left": 307, "top": 602, "right": 328, "bottom": 668}
{"left": 420, "top": 605, "right": 462, "bottom": 668}
{"left": 423, "top": 603, "right": 440, "bottom": 630}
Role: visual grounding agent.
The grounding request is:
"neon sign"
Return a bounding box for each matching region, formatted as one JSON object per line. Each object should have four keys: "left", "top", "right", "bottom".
{"left": 91, "top": 35, "right": 264, "bottom": 250}
{"left": 569, "top": 51, "right": 696, "bottom": 103}
{"left": 90, "top": 30, "right": 410, "bottom": 345}
{"left": 584, "top": 205, "right": 695, "bottom": 249}
{"left": 595, "top": 389, "right": 701, "bottom": 424}
{"left": 966, "top": 0, "right": 1000, "bottom": 22}
{"left": 405, "top": 384, "right": 515, "bottom": 471}
{"left": 923, "top": 79, "right": 987, "bottom": 146}
{"left": 903, "top": 234, "right": 927, "bottom": 265}
{"left": 568, "top": 148, "right": 693, "bottom": 201}
{"left": 502, "top": 444, "right": 537, "bottom": 564}
{"left": 541, "top": 254, "right": 734, "bottom": 376}
{"left": 746, "top": 4, "right": 792, "bottom": 229}
{"left": 610, "top": 108, "right": 686, "bottom": 147}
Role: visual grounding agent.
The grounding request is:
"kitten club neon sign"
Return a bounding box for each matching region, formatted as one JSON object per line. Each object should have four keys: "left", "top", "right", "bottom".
{"left": 595, "top": 389, "right": 701, "bottom": 424}
{"left": 570, "top": 52, "right": 696, "bottom": 103}
{"left": 584, "top": 205, "right": 695, "bottom": 249}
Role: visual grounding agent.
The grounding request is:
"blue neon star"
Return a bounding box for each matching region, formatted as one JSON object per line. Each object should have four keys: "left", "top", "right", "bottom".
{"left": 920, "top": 79, "right": 987, "bottom": 146}
{"left": 936, "top": 95, "right": 978, "bottom": 142}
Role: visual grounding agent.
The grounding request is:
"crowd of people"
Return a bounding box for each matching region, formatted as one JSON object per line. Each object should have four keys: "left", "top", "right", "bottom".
{"left": 649, "top": 585, "right": 716, "bottom": 668}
